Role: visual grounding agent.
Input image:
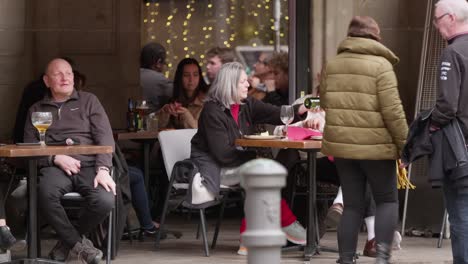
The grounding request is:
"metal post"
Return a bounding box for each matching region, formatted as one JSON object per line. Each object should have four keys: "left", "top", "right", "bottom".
{"left": 274, "top": 0, "right": 281, "bottom": 52}
{"left": 239, "top": 159, "right": 287, "bottom": 264}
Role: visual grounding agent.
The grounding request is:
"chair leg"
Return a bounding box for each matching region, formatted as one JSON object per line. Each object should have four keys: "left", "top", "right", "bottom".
{"left": 437, "top": 209, "right": 448, "bottom": 248}
{"left": 211, "top": 197, "right": 226, "bottom": 249}
{"left": 106, "top": 210, "right": 113, "bottom": 264}
{"left": 199, "top": 209, "right": 209, "bottom": 257}
{"left": 155, "top": 182, "right": 173, "bottom": 249}
{"left": 126, "top": 217, "right": 133, "bottom": 244}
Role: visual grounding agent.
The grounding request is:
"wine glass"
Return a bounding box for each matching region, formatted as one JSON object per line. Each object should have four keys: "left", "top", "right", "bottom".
{"left": 31, "top": 112, "right": 53, "bottom": 146}
{"left": 280, "top": 105, "right": 294, "bottom": 137}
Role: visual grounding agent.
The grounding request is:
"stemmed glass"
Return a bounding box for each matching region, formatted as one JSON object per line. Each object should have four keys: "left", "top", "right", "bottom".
{"left": 31, "top": 112, "right": 53, "bottom": 146}
{"left": 280, "top": 105, "right": 294, "bottom": 138}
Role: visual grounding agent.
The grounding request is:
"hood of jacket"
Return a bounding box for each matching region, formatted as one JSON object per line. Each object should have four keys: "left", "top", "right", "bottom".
{"left": 337, "top": 37, "right": 400, "bottom": 66}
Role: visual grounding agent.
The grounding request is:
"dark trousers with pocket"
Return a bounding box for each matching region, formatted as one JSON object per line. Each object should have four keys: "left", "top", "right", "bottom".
{"left": 38, "top": 166, "right": 115, "bottom": 248}
{"left": 334, "top": 158, "right": 398, "bottom": 254}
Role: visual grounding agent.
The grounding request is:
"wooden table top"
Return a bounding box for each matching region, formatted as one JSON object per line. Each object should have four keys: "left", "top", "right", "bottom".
{"left": 113, "top": 130, "right": 159, "bottom": 141}
{"left": 236, "top": 138, "right": 322, "bottom": 150}
{"left": 0, "top": 144, "right": 113, "bottom": 158}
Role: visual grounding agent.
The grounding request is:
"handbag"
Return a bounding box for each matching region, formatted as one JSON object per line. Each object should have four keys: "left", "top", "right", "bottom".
{"left": 190, "top": 172, "right": 215, "bottom": 205}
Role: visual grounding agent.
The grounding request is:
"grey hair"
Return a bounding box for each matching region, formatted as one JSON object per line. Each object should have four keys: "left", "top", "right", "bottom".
{"left": 206, "top": 62, "right": 245, "bottom": 108}
{"left": 436, "top": 0, "right": 468, "bottom": 23}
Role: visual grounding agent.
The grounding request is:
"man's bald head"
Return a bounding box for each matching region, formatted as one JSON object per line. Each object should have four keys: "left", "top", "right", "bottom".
{"left": 43, "top": 58, "right": 75, "bottom": 102}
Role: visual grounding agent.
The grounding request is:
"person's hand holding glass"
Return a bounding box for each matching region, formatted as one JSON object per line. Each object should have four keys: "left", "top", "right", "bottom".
{"left": 280, "top": 105, "right": 294, "bottom": 138}
{"left": 31, "top": 112, "right": 53, "bottom": 146}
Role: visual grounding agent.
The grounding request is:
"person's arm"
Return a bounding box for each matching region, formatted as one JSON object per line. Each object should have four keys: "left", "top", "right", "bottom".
{"left": 376, "top": 62, "right": 408, "bottom": 155}
{"left": 178, "top": 108, "right": 198, "bottom": 128}
{"left": 157, "top": 104, "right": 172, "bottom": 129}
{"left": 249, "top": 97, "right": 305, "bottom": 126}
{"left": 199, "top": 107, "right": 255, "bottom": 166}
{"left": 88, "top": 95, "right": 114, "bottom": 169}
{"left": 88, "top": 95, "right": 116, "bottom": 195}
{"left": 431, "top": 48, "right": 461, "bottom": 128}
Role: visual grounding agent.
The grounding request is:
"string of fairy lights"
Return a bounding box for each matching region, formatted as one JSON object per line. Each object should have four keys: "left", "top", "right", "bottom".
{"left": 142, "top": 0, "right": 288, "bottom": 78}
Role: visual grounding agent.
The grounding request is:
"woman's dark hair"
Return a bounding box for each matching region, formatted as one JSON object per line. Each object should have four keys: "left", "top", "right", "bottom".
{"left": 172, "top": 58, "right": 208, "bottom": 106}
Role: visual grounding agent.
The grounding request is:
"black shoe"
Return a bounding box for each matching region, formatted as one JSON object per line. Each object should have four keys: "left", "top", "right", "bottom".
{"left": 0, "top": 226, "right": 16, "bottom": 251}
{"left": 141, "top": 225, "right": 158, "bottom": 235}
{"left": 139, "top": 225, "right": 162, "bottom": 241}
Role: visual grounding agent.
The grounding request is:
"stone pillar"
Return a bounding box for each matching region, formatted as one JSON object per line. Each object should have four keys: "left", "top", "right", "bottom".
{"left": 239, "top": 158, "right": 287, "bottom": 264}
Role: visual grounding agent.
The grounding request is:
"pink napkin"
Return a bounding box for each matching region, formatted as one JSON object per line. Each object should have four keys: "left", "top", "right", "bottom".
{"left": 287, "top": 126, "right": 323, "bottom": 140}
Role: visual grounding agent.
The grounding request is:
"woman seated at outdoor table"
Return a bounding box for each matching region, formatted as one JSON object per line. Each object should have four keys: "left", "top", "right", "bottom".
{"left": 151, "top": 58, "right": 208, "bottom": 228}
{"left": 158, "top": 58, "right": 208, "bottom": 129}
{"left": 190, "top": 62, "right": 309, "bottom": 255}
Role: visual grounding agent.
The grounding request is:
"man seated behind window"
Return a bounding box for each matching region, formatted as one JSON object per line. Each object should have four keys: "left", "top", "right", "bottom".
{"left": 24, "top": 58, "right": 115, "bottom": 264}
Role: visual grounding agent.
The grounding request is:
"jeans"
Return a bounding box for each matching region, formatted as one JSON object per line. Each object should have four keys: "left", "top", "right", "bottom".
{"left": 128, "top": 166, "right": 154, "bottom": 230}
{"left": 443, "top": 178, "right": 468, "bottom": 264}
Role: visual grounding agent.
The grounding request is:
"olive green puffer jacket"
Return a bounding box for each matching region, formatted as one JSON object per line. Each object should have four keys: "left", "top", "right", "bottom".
{"left": 321, "top": 37, "right": 408, "bottom": 160}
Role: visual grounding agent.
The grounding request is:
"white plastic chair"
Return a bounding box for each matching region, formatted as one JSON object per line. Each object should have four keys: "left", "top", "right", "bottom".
{"left": 156, "top": 129, "right": 227, "bottom": 256}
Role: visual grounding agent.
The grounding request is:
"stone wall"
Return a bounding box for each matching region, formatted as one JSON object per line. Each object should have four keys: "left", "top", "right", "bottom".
{"left": 0, "top": 0, "right": 140, "bottom": 140}
{"left": 312, "top": 0, "right": 428, "bottom": 122}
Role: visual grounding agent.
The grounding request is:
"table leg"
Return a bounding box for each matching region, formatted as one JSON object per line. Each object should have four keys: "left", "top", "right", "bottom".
{"left": 27, "top": 159, "right": 38, "bottom": 258}
{"left": 143, "top": 142, "right": 150, "bottom": 192}
{"left": 304, "top": 151, "right": 317, "bottom": 260}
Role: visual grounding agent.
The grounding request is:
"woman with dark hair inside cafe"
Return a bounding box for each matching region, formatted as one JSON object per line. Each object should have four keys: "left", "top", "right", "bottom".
{"left": 158, "top": 58, "right": 208, "bottom": 129}
{"left": 190, "top": 62, "right": 309, "bottom": 255}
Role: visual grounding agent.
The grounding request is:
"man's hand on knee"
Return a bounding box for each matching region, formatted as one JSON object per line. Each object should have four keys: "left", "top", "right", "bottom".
{"left": 94, "top": 170, "right": 116, "bottom": 195}
{"left": 54, "top": 155, "right": 81, "bottom": 176}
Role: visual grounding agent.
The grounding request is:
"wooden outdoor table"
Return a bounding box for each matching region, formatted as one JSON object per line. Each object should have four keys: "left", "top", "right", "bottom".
{"left": 236, "top": 138, "right": 321, "bottom": 260}
{"left": 0, "top": 144, "right": 113, "bottom": 260}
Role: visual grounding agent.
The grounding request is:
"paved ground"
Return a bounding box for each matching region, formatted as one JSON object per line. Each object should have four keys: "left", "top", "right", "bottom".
{"left": 10, "top": 215, "right": 453, "bottom": 264}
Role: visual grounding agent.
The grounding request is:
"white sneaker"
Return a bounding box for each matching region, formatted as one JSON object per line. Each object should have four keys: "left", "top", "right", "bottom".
{"left": 392, "top": 231, "right": 402, "bottom": 250}
{"left": 237, "top": 244, "right": 247, "bottom": 256}
{"left": 282, "top": 221, "right": 307, "bottom": 245}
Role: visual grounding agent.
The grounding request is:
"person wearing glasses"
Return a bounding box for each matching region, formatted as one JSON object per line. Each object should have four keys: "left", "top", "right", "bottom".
{"left": 422, "top": 0, "right": 468, "bottom": 262}
{"left": 247, "top": 52, "right": 275, "bottom": 101}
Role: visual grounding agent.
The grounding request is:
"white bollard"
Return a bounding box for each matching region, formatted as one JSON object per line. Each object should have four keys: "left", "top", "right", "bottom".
{"left": 239, "top": 158, "right": 287, "bottom": 264}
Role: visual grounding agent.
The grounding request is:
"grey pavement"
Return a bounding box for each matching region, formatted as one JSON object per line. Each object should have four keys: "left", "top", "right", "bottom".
{"left": 17, "top": 216, "right": 453, "bottom": 264}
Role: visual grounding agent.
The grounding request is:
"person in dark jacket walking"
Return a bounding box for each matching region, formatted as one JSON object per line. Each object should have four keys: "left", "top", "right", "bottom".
{"left": 24, "top": 58, "right": 115, "bottom": 264}
{"left": 190, "top": 62, "right": 309, "bottom": 255}
{"left": 428, "top": 0, "right": 468, "bottom": 262}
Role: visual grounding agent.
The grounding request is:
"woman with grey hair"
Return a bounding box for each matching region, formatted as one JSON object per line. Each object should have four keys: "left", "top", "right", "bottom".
{"left": 190, "top": 62, "right": 309, "bottom": 254}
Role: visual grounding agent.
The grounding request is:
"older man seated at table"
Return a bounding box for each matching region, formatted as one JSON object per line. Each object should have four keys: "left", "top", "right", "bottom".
{"left": 24, "top": 58, "right": 115, "bottom": 264}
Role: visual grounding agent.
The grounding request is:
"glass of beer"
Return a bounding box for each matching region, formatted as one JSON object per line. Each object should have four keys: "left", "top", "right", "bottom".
{"left": 135, "top": 100, "right": 149, "bottom": 130}
{"left": 31, "top": 112, "right": 53, "bottom": 146}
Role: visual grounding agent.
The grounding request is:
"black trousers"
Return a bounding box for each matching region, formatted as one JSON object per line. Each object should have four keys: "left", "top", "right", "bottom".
{"left": 334, "top": 158, "right": 398, "bottom": 254}
{"left": 38, "top": 166, "right": 114, "bottom": 248}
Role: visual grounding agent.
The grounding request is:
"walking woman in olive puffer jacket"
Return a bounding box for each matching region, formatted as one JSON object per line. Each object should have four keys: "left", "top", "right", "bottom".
{"left": 320, "top": 16, "right": 408, "bottom": 264}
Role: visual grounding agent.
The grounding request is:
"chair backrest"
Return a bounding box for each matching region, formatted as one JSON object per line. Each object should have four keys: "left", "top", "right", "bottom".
{"left": 158, "top": 129, "right": 197, "bottom": 180}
